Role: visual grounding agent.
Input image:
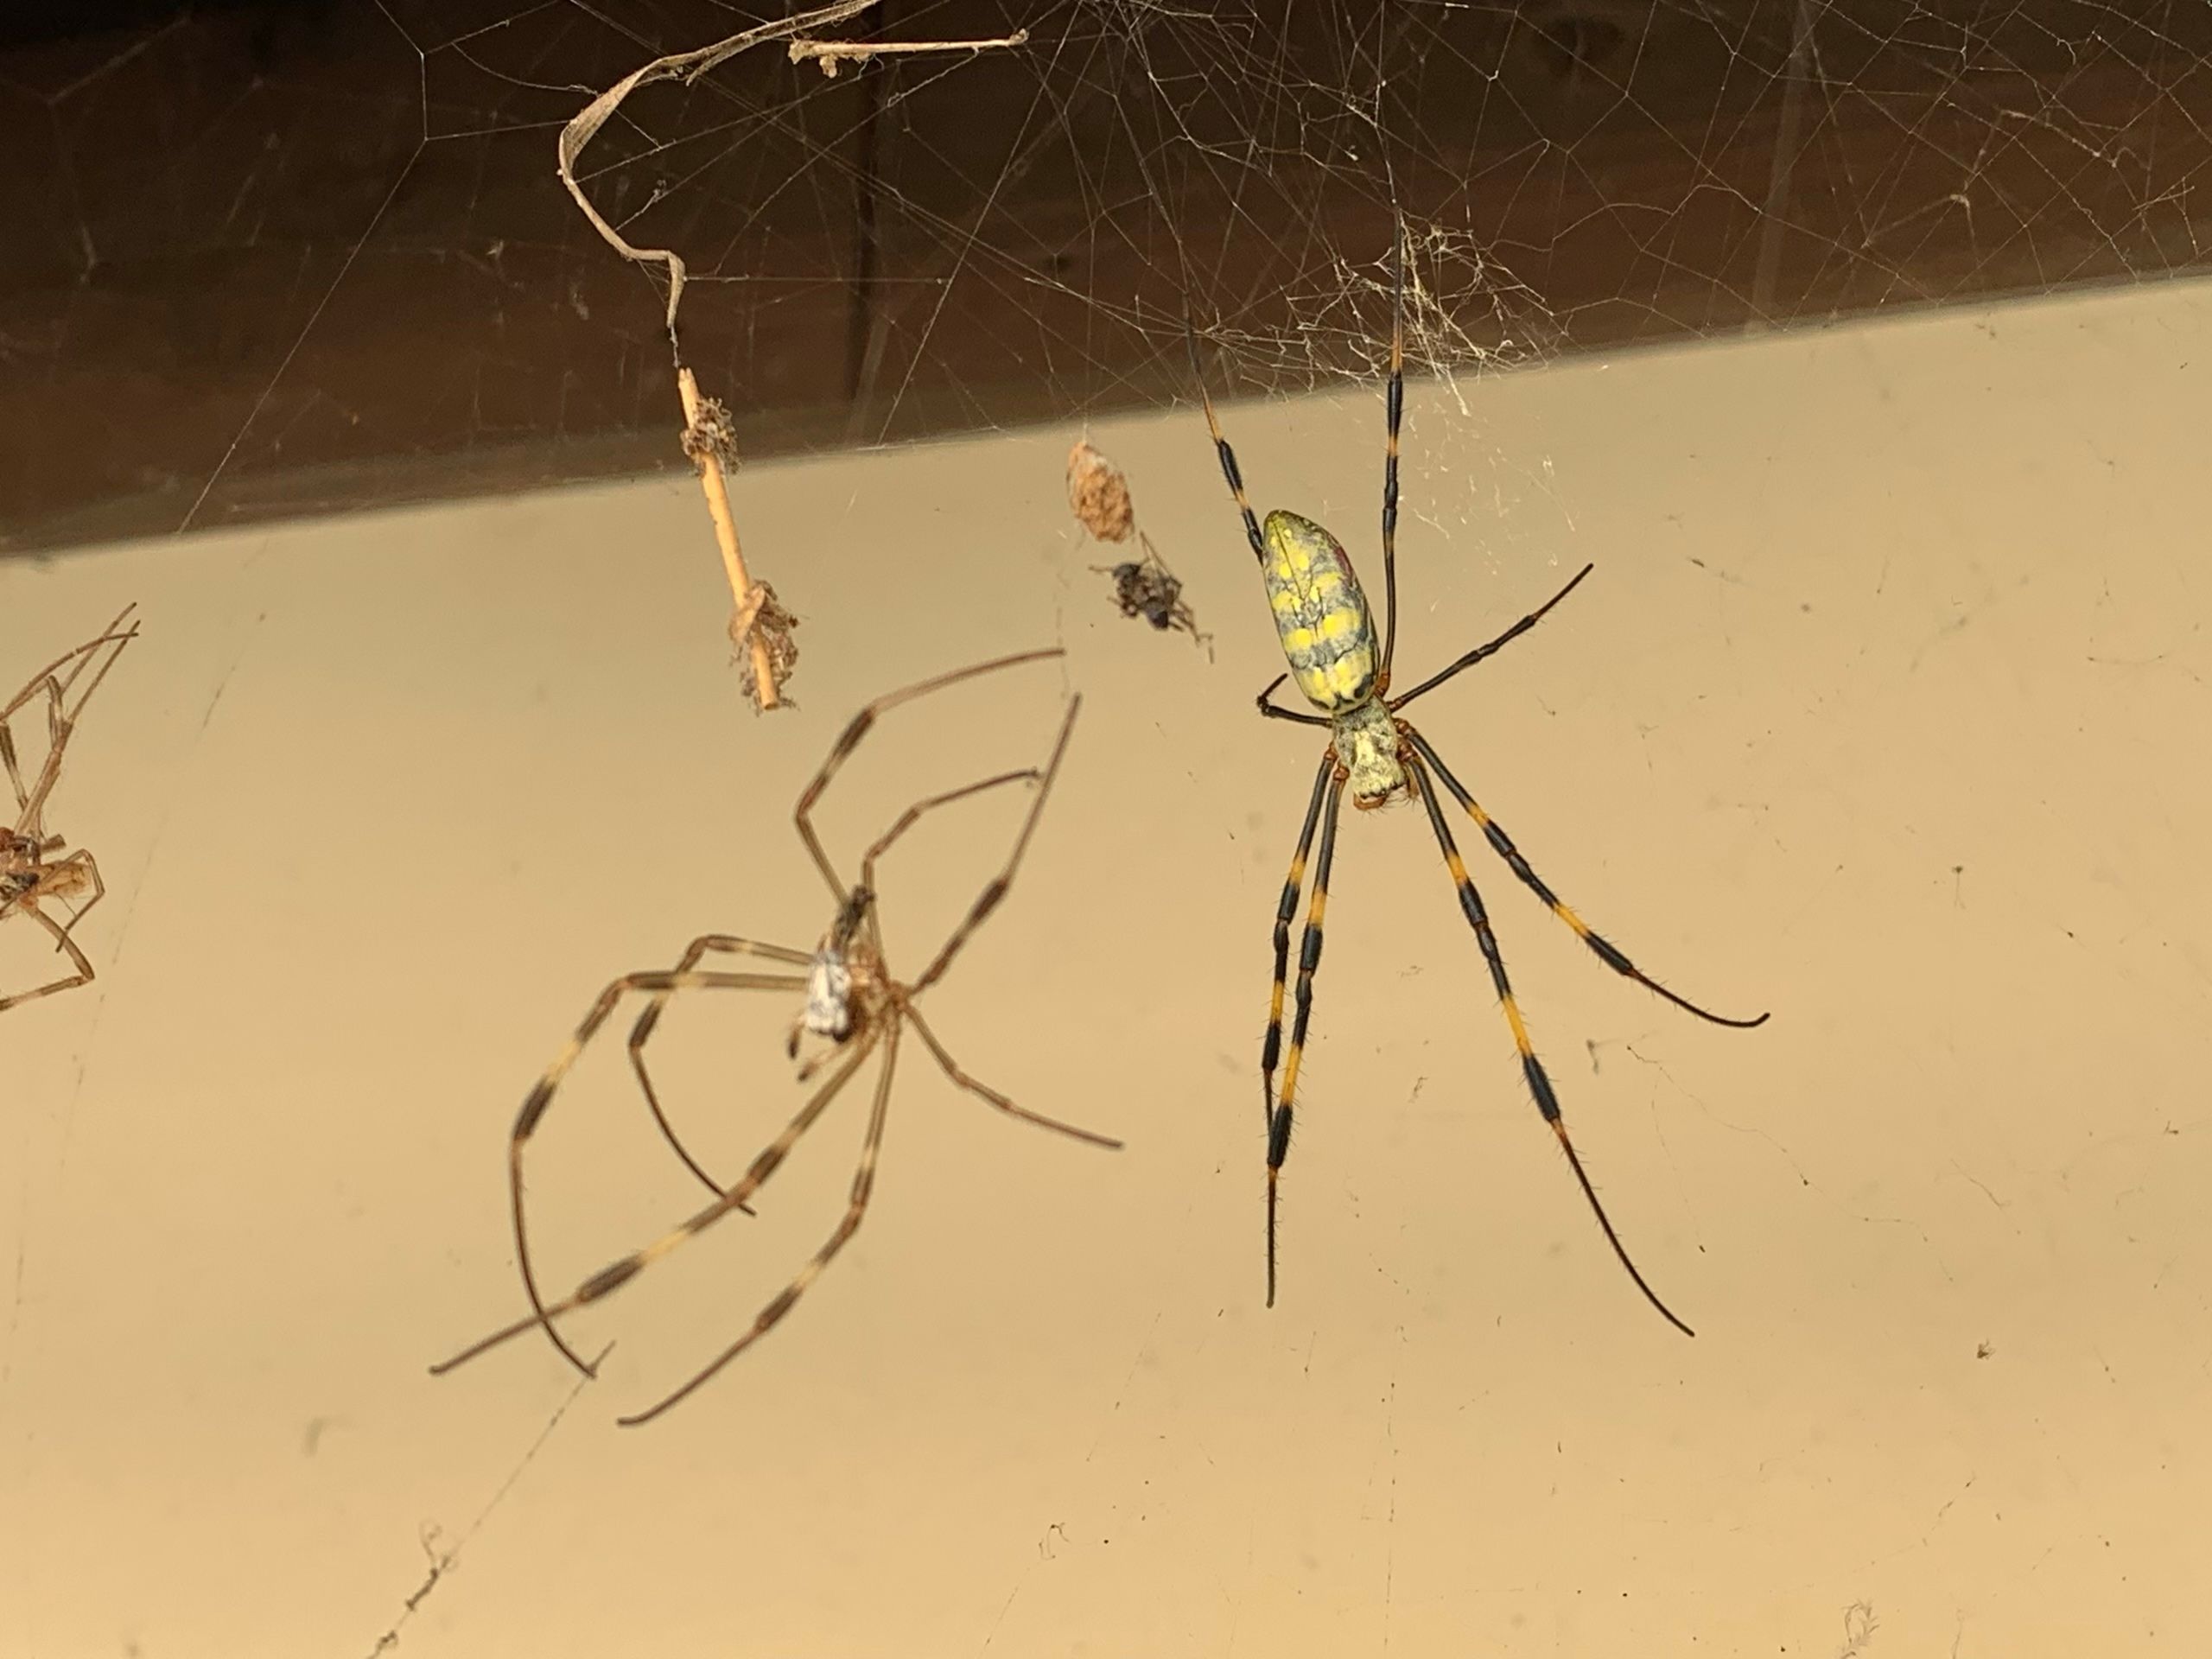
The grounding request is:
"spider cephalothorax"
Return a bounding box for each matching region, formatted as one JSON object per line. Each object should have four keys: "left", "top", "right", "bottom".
{"left": 3, "top": 830, "right": 87, "bottom": 906}
{"left": 1, "top": 830, "right": 40, "bottom": 903}
{"left": 1191, "top": 232, "right": 1770, "bottom": 1325}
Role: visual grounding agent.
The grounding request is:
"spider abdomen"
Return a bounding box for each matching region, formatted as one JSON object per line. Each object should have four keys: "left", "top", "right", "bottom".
{"left": 1262, "top": 509, "right": 1377, "bottom": 712}
{"left": 801, "top": 948, "right": 855, "bottom": 1041}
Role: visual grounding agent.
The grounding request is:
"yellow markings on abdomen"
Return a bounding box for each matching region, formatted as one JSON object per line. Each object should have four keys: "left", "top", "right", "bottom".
{"left": 1262, "top": 509, "right": 1377, "bottom": 712}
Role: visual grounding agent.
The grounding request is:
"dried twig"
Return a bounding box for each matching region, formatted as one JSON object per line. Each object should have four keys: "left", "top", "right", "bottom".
{"left": 554, "top": 0, "right": 874, "bottom": 352}
{"left": 556, "top": 7, "right": 868, "bottom": 709}
{"left": 789, "top": 27, "right": 1029, "bottom": 79}
{"left": 679, "top": 370, "right": 791, "bottom": 709}
{"left": 555, "top": 2, "right": 1034, "bottom": 709}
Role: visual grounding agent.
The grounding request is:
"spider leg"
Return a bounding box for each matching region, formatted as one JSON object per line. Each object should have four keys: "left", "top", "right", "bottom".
{"left": 0, "top": 899, "right": 96, "bottom": 1014}
{"left": 1186, "top": 321, "right": 1269, "bottom": 567}
{"left": 857, "top": 767, "right": 1039, "bottom": 898}
{"left": 1263, "top": 755, "right": 1337, "bottom": 1132}
{"left": 4, "top": 613, "right": 137, "bottom": 842}
{"left": 42, "top": 665, "right": 69, "bottom": 752}
{"left": 618, "top": 1026, "right": 903, "bottom": 1427}
{"left": 1255, "top": 674, "right": 1330, "bottom": 728}
{"left": 0, "top": 613, "right": 134, "bottom": 729}
{"left": 3, "top": 674, "right": 65, "bottom": 835}
{"left": 908, "top": 693, "right": 1081, "bottom": 995}
{"left": 1378, "top": 219, "right": 1405, "bottom": 685}
{"left": 1407, "top": 752, "right": 1695, "bottom": 1338}
{"left": 1407, "top": 731, "right": 1769, "bottom": 1029}
{"left": 1267, "top": 764, "right": 1346, "bottom": 1308}
{"left": 29, "top": 847, "right": 104, "bottom": 940}
{"left": 1, "top": 692, "right": 38, "bottom": 812}
{"left": 51, "top": 607, "right": 139, "bottom": 716}
{"left": 1387, "top": 564, "right": 1593, "bottom": 711}
{"left": 904, "top": 1001, "right": 1121, "bottom": 1149}
{"left": 793, "top": 648, "right": 1065, "bottom": 905}
{"left": 625, "top": 935, "right": 814, "bottom": 1198}
{"left": 436, "top": 963, "right": 811, "bottom": 1381}
{"left": 435, "top": 1026, "right": 873, "bottom": 1384}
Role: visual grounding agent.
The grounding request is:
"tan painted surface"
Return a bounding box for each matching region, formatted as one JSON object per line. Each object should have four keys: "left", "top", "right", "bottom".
{"left": 3, "top": 277, "right": 2208, "bottom": 1655}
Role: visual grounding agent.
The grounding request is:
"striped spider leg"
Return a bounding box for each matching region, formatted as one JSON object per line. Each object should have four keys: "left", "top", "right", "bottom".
{"left": 433, "top": 648, "right": 1120, "bottom": 1425}
{"left": 2, "top": 605, "right": 139, "bottom": 1014}
{"left": 1189, "top": 228, "right": 1768, "bottom": 1325}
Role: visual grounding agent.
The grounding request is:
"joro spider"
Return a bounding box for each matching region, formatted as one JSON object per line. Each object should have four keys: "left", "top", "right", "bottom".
{"left": 1190, "top": 240, "right": 1769, "bottom": 1332}
{"left": 433, "top": 648, "right": 1120, "bottom": 1425}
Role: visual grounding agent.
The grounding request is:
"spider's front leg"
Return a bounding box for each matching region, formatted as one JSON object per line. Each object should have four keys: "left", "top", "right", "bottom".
{"left": 791, "top": 647, "right": 1066, "bottom": 904}
{"left": 482, "top": 957, "right": 810, "bottom": 1379}
{"left": 624, "top": 932, "right": 813, "bottom": 1199}
{"left": 0, "top": 899, "right": 97, "bottom": 1014}
{"left": 1254, "top": 675, "right": 1330, "bottom": 727}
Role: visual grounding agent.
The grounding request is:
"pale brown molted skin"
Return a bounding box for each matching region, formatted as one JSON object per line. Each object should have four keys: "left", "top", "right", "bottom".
{"left": 1, "top": 607, "right": 138, "bottom": 1015}
{"left": 431, "top": 648, "right": 1122, "bottom": 1427}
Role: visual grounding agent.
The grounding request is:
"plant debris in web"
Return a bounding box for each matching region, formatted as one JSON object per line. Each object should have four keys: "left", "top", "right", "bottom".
{"left": 556, "top": 0, "right": 1033, "bottom": 714}
{"left": 730, "top": 580, "right": 800, "bottom": 709}
{"left": 679, "top": 371, "right": 795, "bottom": 711}
{"left": 1067, "top": 441, "right": 1211, "bottom": 657}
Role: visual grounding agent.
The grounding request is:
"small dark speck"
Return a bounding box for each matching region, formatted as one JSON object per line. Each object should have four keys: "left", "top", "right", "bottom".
{"left": 1976, "top": 1340, "right": 1992, "bottom": 1359}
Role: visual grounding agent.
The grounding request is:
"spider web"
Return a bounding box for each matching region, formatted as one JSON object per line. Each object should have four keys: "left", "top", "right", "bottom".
{"left": 0, "top": 0, "right": 2203, "bottom": 551}
{"left": 4, "top": 9, "right": 2211, "bottom": 1653}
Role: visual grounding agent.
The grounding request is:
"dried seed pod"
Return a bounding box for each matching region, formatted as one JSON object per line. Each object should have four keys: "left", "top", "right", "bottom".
{"left": 1066, "top": 441, "right": 1135, "bottom": 543}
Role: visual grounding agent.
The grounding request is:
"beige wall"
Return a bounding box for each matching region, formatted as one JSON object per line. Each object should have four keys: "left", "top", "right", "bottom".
{"left": 3, "top": 273, "right": 2207, "bottom": 1654}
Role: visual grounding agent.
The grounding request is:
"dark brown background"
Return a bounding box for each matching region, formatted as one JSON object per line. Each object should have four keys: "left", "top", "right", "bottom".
{"left": 4, "top": 0, "right": 2206, "bottom": 554}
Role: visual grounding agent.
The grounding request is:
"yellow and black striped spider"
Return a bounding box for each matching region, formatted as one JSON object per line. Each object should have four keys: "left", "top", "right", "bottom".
{"left": 1190, "top": 241, "right": 1768, "bottom": 1332}
{"left": 433, "top": 649, "right": 1121, "bottom": 1424}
